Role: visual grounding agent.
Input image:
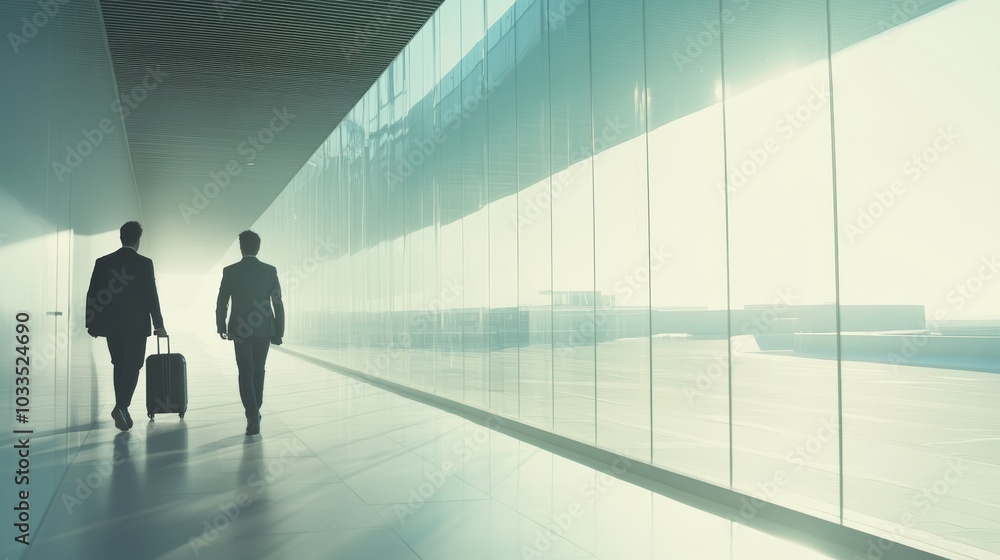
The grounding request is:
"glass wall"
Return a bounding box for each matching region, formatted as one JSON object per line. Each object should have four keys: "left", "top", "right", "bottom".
{"left": 1, "top": 1, "right": 143, "bottom": 558}
{"left": 829, "top": 0, "right": 1000, "bottom": 554}
{"left": 228, "top": 0, "right": 1000, "bottom": 558}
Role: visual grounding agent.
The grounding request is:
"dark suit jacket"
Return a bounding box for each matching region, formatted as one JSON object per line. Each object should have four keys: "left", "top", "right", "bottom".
{"left": 216, "top": 256, "right": 284, "bottom": 341}
{"left": 85, "top": 247, "right": 164, "bottom": 338}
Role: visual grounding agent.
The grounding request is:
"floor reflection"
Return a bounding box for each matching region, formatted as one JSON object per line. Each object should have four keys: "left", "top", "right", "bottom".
{"left": 22, "top": 332, "right": 851, "bottom": 560}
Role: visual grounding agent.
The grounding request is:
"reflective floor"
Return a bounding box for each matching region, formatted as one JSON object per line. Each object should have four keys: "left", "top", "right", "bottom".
{"left": 17, "top": 332, "right": 857, "bottom": 560}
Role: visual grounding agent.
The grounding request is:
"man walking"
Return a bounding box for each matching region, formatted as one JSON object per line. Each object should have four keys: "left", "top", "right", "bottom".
{"left": 86, "top": 221, "right": 167, "bottom": 431}
{"left": 216, "top": 230, "right": 284, "bottom": 436}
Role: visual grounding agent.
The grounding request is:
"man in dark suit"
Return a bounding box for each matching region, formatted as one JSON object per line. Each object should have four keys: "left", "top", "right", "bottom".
{"left": 216, "top": 230, "right": 284, "bottom": 436}
{"left": 86, "top": 221, "right": 167, "bottom": 431}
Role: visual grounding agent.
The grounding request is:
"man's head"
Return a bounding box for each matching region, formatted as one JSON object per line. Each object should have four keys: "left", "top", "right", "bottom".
{"left": 239, "top": 230, "right": 261, "bottom": 257}
{"left": 120, "top": 221, "right": 142, "bottom": 248}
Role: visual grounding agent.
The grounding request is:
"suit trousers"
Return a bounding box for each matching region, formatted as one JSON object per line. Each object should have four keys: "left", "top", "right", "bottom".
{"left": 107, "top": 335, "right": 148, "bottom": 410}
{"left": 234, "top": 337, "right": 270, "bottom": 420}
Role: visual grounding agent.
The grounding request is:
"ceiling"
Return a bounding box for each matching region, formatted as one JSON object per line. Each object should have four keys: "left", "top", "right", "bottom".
{"left": 98, "top": 0, "right": 444, "bottom": 272}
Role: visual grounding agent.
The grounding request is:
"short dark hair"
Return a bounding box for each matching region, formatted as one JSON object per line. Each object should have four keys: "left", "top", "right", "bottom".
{"left": 239, "top": 230, "right": 261, "bottom": 256}
{"left": 120, "top": 221, "right": 142, "bottom": 246}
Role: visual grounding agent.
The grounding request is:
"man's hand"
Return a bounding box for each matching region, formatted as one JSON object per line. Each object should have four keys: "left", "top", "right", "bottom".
{"left": 154, "top": 327, "right": 168, "bottom": 337}
{"left": 219, "top": 332, "right": 229, "bottom": 340}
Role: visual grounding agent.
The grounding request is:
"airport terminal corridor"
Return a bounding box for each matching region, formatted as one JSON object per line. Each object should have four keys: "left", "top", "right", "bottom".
{"left": 4, "top": 0, "right": 999, "bottom": 558}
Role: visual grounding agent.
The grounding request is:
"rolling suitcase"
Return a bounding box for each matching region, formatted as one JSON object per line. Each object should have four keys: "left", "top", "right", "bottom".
{"left": 145, "top": 335, "right": 188, "bottom": 420}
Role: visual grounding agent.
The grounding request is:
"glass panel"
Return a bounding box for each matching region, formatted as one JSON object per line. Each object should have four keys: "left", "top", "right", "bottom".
{"left": 516, "top": 0, "right": 553, "bottom": 429}
{"left": 722, "top": 0, "right": 840, "bottom": 521}
{"left": 591, "top": 0, "right": 651, "bottom": 461}
{"left": 487, "top": 0, "right": 519, "bottom": 416}
{"left": 436, "top": 0, "right": 465, "bottom": 401}
{"left": 550, "top": 0, "right": 596, "bottom": 446}
{"left": 646, "top": 0, "right": 731, "bottom": 486}
{"left": 462, "top": 0, "right": 490, "bottom": 409}
{"left": 408, "top": 26, "right": 434, "bottom": 392}
{"left": 832, "top": 0, "right": 1000, "bottom": 555}
{"left": 426, "top": 13, "right": 443, "bottom": 393}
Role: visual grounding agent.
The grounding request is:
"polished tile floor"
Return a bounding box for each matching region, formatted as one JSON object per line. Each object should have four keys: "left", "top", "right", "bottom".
{"left": 23, "top": 332, "right": 850, "bottom": 560}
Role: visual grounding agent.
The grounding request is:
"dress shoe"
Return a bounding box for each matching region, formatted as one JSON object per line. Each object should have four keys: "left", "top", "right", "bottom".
{"left": 246, "top": 420, "right": 260, "bottom": 436}
{"left": 111, "top": 407, "right": 130, "bottom": 431}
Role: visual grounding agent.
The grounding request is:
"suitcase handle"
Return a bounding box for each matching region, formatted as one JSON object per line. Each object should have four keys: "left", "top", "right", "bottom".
{"left": 156, "top": 334, "right": 170, "bottom": 354}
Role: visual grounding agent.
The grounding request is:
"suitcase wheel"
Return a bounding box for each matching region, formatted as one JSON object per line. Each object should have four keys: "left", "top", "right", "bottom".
{"left": 148, "top": 412, "right": 155, "bottom": 420}
{"left": 179, "top": 412, "right": 185, "bottom": 419}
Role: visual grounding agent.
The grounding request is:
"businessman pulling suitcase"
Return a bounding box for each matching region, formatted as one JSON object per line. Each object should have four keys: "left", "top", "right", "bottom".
{"left": 146, "top": 335, "right": 188, "bottom": 420}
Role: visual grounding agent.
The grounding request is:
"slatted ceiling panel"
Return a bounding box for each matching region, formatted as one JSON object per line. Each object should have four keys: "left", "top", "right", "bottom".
{"left": 98, "top": 0, "right": 443, "bottom": 273}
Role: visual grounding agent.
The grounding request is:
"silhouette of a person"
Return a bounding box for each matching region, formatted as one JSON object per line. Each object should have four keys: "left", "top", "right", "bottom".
{"left": 86, "top": 221, "right": 167, "bottom": 431}
{"left": 215, "top": 230, "right": 284, "bottom": 436}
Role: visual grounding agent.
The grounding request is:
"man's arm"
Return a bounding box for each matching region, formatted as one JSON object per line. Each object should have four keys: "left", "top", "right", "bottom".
{"left": 148, "top": 260, "right": 166, "bottom": 335}
{"left": 216, "top": 271, "right": 231, "bottom": 337}
{"left": 271, "top": 268, "right": 284, "bottom": 343}
{"left": 85, "top": 260, "right": 101, "bottom": 335}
